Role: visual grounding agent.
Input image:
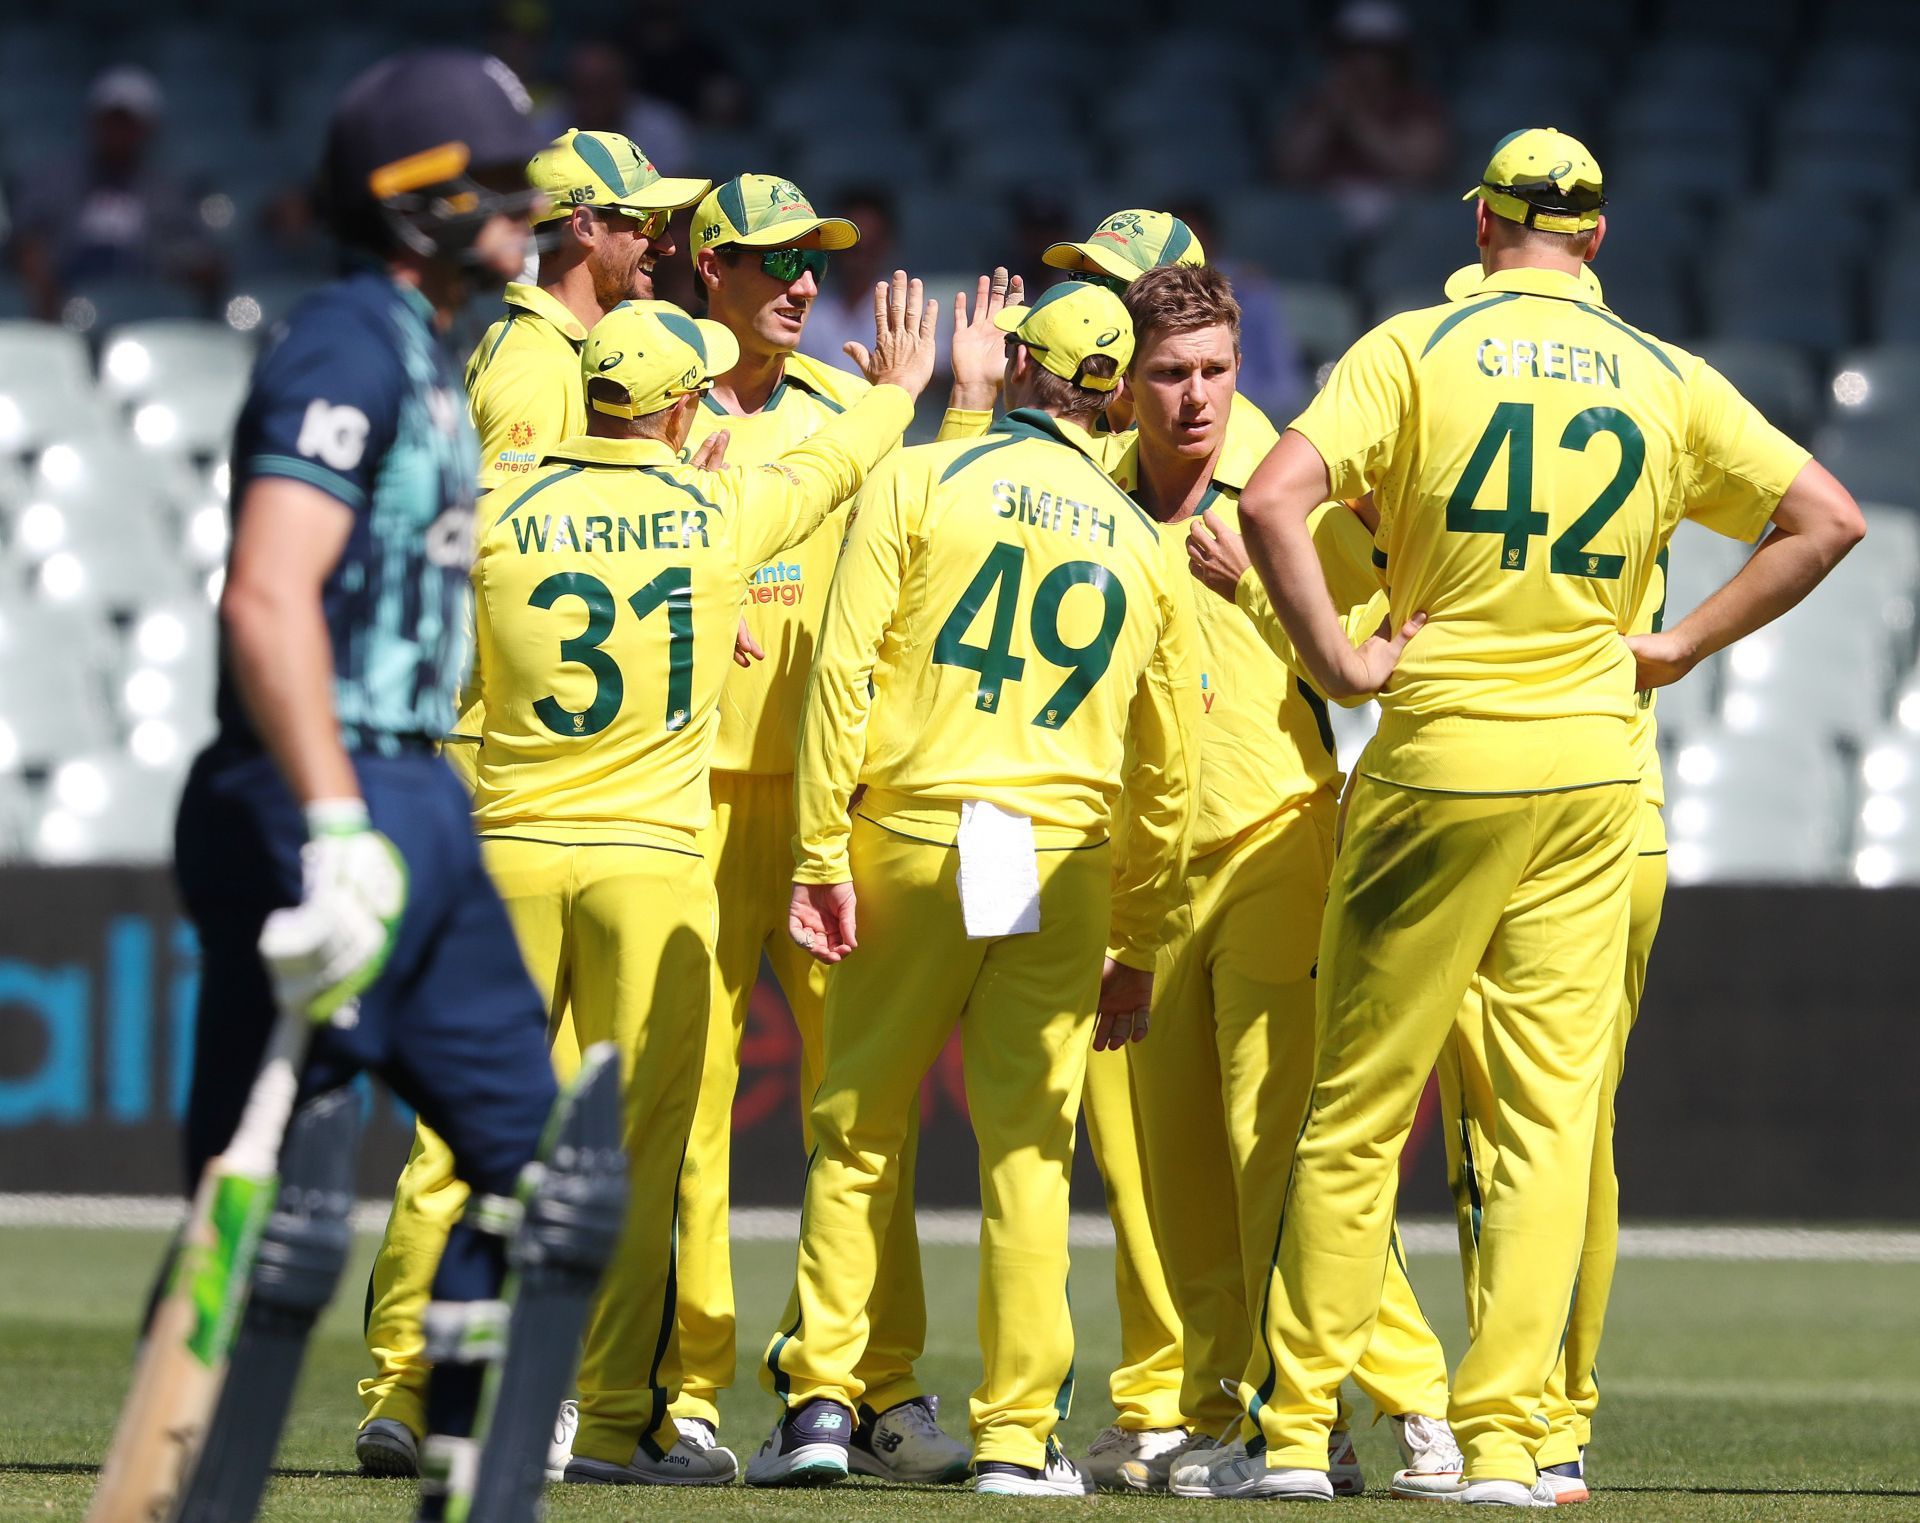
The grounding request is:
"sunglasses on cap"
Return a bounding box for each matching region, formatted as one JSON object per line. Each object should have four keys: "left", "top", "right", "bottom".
{"left": 759, "top": 246, "right": 831, "bottom": 284}
{"left": 1069, "top": 268, "right": 1129, "bottom": 296}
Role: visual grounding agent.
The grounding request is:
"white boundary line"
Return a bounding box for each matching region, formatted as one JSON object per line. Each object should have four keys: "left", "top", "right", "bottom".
{"left": 3, "top": 1195, "right": 1917, "bottom": 1262}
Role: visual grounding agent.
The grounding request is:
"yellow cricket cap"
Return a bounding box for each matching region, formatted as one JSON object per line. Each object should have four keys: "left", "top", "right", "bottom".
{"left": 528, "top": 128, "right": 710, "bottom": 224}
{"left": 1464, "top": 127, "right": 1606, "bottom": 234}
{"left": 993, "top": 281, "right": 1134, "bottom": 392}
{"left": 689, "top": 173, "right": 860, "bottom": 261}
{"left": 1043, "top": 208, "right": 1206, "bottom": 286}
{"left": 580, "top": 300, "right": 739, "bottom": 419}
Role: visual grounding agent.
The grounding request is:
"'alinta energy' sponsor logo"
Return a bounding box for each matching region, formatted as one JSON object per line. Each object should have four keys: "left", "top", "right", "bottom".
{"left": 749, "top": 559, "right": 806, "bottom": 606}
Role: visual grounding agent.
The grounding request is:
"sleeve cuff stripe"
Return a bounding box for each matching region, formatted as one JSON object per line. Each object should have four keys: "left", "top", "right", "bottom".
{"left": 249, "top": 454, "right": 367, "bottom": 508}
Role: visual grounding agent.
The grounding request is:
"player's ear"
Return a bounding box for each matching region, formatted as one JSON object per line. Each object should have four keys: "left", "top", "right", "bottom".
{"left": 695, "top": 247, "right": 722, "bottom": 294}
{"left": 1584, "top": 215, "right": 1607, "bottom": 264}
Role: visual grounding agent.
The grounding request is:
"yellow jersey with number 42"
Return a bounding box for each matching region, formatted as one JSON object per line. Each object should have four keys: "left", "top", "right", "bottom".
{"left": 1288, "top": 264, "right": 1807, "bottom": 793}
{"left": 467, "top": 386, "right": 913, "bottom": 850}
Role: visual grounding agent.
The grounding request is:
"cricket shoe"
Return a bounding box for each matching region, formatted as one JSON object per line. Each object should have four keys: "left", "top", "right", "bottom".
{"left": 355, "top": 1417, "right": 418, "bottom": 1477}
{"left": 975, "top": 1439, "right": 1094, "bottom": 1496}
{"left": 1539, "top": 1458, "right": 1590, "bottom": 1504}
{"left": 562, "top": 1431, "right": 739, "bottom": 1486}
{"left": 1328, "top": 1427, "right": 1363, "bottom": 1496}
{"left": 850, "top": 1394, "right": 970, "bottom": 1483}
{"left": 1169, "top": 1442, "right": 1334, "bottom": 1501}
{"left": 1388, "top": 1412, "right": 1466, "bottom": 1500}
{"left": 743, "top": 1398, "right": 853, "bottom": 1486}
{"left": 1460, "top": 1476, "right": 1557, "bottom": 1506}
{"left": 1080, "top": 1424, "right": 1199, "bottom": 1492}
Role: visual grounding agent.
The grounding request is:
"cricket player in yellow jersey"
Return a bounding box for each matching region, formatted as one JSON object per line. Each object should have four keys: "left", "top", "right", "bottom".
{"left": 1092, "top": 264, "right": 1462, "bottom": 1497}
{"left": 354, "top": 128, "right": 708, "bottom": 1474}
{"left": 467, "top": 290, "right": 936, "bottom": 1485}
{"left": 669, "top": 173, "right": 968, "bottom": 1476}
{"left": 1199, "top": 129, "right": 1861, "bottom": 1505}
{"left": 750, "top": 281, "right": 1197, "bottom": 1497}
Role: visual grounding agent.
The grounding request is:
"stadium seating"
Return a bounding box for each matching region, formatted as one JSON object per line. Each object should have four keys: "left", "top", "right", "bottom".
{"left": 1667, "top": 723, "right": 1849, "bottom": 883}
{"left": 1851, "top": 731, "right": 1920, "bottom": 885}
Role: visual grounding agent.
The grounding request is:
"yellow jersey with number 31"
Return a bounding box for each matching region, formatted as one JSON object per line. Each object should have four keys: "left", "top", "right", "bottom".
{"left": 1288, "top": 264, "right": 1808, "bottom": 793}
{"left": 466, "top": 387, "right": 913, "bottom": 850}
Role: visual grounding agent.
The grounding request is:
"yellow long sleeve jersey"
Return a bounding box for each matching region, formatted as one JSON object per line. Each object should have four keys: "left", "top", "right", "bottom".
{"left": 1112, "top": 411, "right": 1382, "bottom": 858}
{"left": 1291, "top": 264, "right": 1809, "bottom": 793}
{"left": 793, "top": 407, "right": 1200, "bottom": 968}
{"left": 687, "top": 353, "right": 876, "bottom": 775}
{"left": 467, "top": 385, "right": 914, "bottom": 850}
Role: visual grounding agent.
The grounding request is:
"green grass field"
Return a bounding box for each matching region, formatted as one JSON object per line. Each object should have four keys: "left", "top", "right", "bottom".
{"left": 2, "top": 1226, "right": 1915, "bottom": 1521}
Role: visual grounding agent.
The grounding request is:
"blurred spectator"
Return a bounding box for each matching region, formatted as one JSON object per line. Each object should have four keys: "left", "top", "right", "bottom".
{"left": 1009, "top": 189, "right": 1076, "bottom": 287}
{"left": 534, "top": 40, "right": 694, "bottom": 175}
{"left": 10, "top": 66, "right": 222, "bottom": 320}
{"left": 488, "top": 0, "right": 564, "bottom": 120}
{"left": 1169, "top": 199, "right": 1308, "bottom": 424}
{"left": 249, "top": 184, "right": 330, "bottom": 277}
{"left": 622, "top": 0, "right": 744, "bottom": 127}
{"left": 798, "top": 187, "right": 893, "bottom": 369}
{"left": 1272, "top": 1, "right": 1451, "bottom": 230}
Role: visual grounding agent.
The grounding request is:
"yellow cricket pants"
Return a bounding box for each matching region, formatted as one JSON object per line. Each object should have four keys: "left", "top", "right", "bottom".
{"left": 1246, "top": 775, "right": 1636, "bottom": 1486}
{"left": 766, "top": 815, "right": 1110, "bottom": 1467}
{"left": 1441, "top": 803, "right": 1667, "bottom": 1469}
{"left": 1137, "top": 791, "right": 1450, "bottom": 1437}
{"left": 358, "top": 777, "right": 583, "bottom": 1437}
{"left": 678, "top": 769, "right": 925, "bottom": 1425}
{"left": 1080, "top": 1043, "right": 1186, "bottom": 1431}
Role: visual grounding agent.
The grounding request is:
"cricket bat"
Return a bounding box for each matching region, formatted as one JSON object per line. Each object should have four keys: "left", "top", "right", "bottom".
{"left": 85, "top": 1006, "right": 307, "bottom": 1523}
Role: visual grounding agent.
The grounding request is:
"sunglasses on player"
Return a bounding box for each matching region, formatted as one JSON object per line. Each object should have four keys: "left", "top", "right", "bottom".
{"left": 1068, "top": 269, "right": 1129, "bottom": 296}
{"left": 590, "top": 205, "right": 671, "bottom": 240}
{"left": 758, "top": 246, "right": 832, "bottom": 284}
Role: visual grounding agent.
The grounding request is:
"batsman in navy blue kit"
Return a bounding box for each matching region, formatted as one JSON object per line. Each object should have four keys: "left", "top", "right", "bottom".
{"left": 169, "top": 51, "right": 625, "bottom": 1523}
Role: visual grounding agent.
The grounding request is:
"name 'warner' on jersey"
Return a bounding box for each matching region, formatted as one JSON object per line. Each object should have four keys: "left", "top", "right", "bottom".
{"left": 1288, "top": 263, "right": 1808, "bottom": 790}
{"left": 467, "top": 387, "right": 915, "bottom": 849}
{"left": 217, "top": 271, "right": 479, "bottom": 752}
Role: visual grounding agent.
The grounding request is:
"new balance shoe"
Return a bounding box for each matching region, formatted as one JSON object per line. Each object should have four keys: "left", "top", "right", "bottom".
{"left": 677, "top": 1415, "right": 721, "bottom": 1449}
{"left": 1169, "top": 1444, "right": 1334, "bottom": 1501}
{"left": 355, "top": 1417, "right": 418, "bottom": 1478}
{"left": 1540, "top": 1458, "right": 1590, "bottom": 1504}
{"left": 849, "top": 1395, "right": 970, "bottom": 1483}
{"left": 1329, "top": 1428, "right": 1363, "bottom": 1496}
{"left": 1460, "top": 1476, "right": 1557, "bottom": 1506}
{"left": 975, "top": 1440, "right": 1093, "bottom": 1497}
{"left": 1080, "top": 1424, "right": 1199, "bottom": 1492}
{"left": 562, "top": 1433, "right": 739, "bottom": 1486}
{"left": 743, "top": 1398, "right": 853, "bottom": 1487}
{"left": 1389, "top": 1412, "right": 1466, "bottom": 1499}
{"left": 544, "top": 1399, "right": 579, "bottom": 1481}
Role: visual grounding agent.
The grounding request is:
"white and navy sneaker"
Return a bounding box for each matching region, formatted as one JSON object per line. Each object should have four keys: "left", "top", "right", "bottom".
{"left": 1460, "top": 1476, "right": 1557, "bottom": 1506}
{"left": 562, "top": 1432, "right": 739, "bottom": 1486}
{"left": 355, "top": 1417, "right": 419, "bottom": 1477}
{"left": 743, "top": 1398, "right": 853, "bottom": 1487}
{"left": 1329, "top": 1427, "right": 1364, "bottom": 1496}
{"left": 849, "top": 1395, "right": 970, "bottom": 1483}
{"left": 975, "top": 1439, "right": 1094, "bottom": 1497}
{"left": 1081, "top": 1424, "right": 1204, "bottom": 1492}
{"left": 676, "top": 1415, "right": 721, "bottom": 1450}
{"left": 1169, "top": 1440, "right": 1334, "bottom": 1501}
{"left": 544, "top": 1399, "right": 579, "bottom": 1481}
{"left": 1388, "top": 1412, "right": 1466, "bottom": 1499}
{"left": 1539, "top": 1457, "right": 1590, "bottom": 1504}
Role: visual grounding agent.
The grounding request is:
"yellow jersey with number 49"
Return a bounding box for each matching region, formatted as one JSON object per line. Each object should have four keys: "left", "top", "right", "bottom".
{"left": 793, "top": 407, "right": 1199, "bottom": 966}
{"left": 467, "top": 386, "right": 913, "bottom": 850}
{"left": 1289, "top": 264, "right": 1808, "bottom": 793}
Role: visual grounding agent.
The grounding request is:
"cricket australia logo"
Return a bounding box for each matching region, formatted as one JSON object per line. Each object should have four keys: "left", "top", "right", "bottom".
{"left": 1100, "top": 212, "right": 1146, "bottom": 242}
{"left": 767, "top": 178, "right": 810, "bottom": 213}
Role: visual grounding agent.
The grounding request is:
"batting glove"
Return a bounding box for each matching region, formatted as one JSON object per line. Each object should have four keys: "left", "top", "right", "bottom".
{"left": 258, "top": 799, "right": 408, "bottom": 1023}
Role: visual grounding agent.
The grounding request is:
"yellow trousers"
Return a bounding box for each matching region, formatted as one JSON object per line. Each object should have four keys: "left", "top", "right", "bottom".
{"left": 677, "top": 769, "right": 926, "bottom": 1425}
{"left": 1136, "top": 792, "right": 1450, "bottom": 1437}
{"left": 360, "top": 838, "right": 712, "bottom": 1462}
{"left": 1080, "top": 1044, "right": 1185, "bottom": 1430}
{"left": 1246, "top": 776, "right": 1636, "bottom": 1486}
{"left": 1441, "top": 803, "right": 1668, "bottom": 1469}
{"left": 766, "top": 815, "right": 1109, "bottom": 1467}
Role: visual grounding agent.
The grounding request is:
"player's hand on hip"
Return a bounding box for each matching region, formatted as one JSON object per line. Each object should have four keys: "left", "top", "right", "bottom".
{"left": 688, "top": 428, "right": 731, "bottom": 471}
{"left": 1624, "top": 629, "right": 1697, "bottom": 690}
{"left": 1345, "top": 611, "right": 1427, "bottom": 695}
{"left": 846, "top": 269, "right": 939, "bottom": 400}
{"left": 1092, "top": 957, "right": 1154, "bottom": 1050}
{"left": 733, "top": 616, "right": 765, "bottom": 667}
{"left": 1187, "top": 509, "right": 1252, "bottom": 602}
{"left": 947, "top": 267, "right": 1024, "bottom": 411}
{"left": 257, "top": 800, "right": 407, "bottom": 1024}
{"left": 790, "top": 881, "right": 858, "bottom": 964}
